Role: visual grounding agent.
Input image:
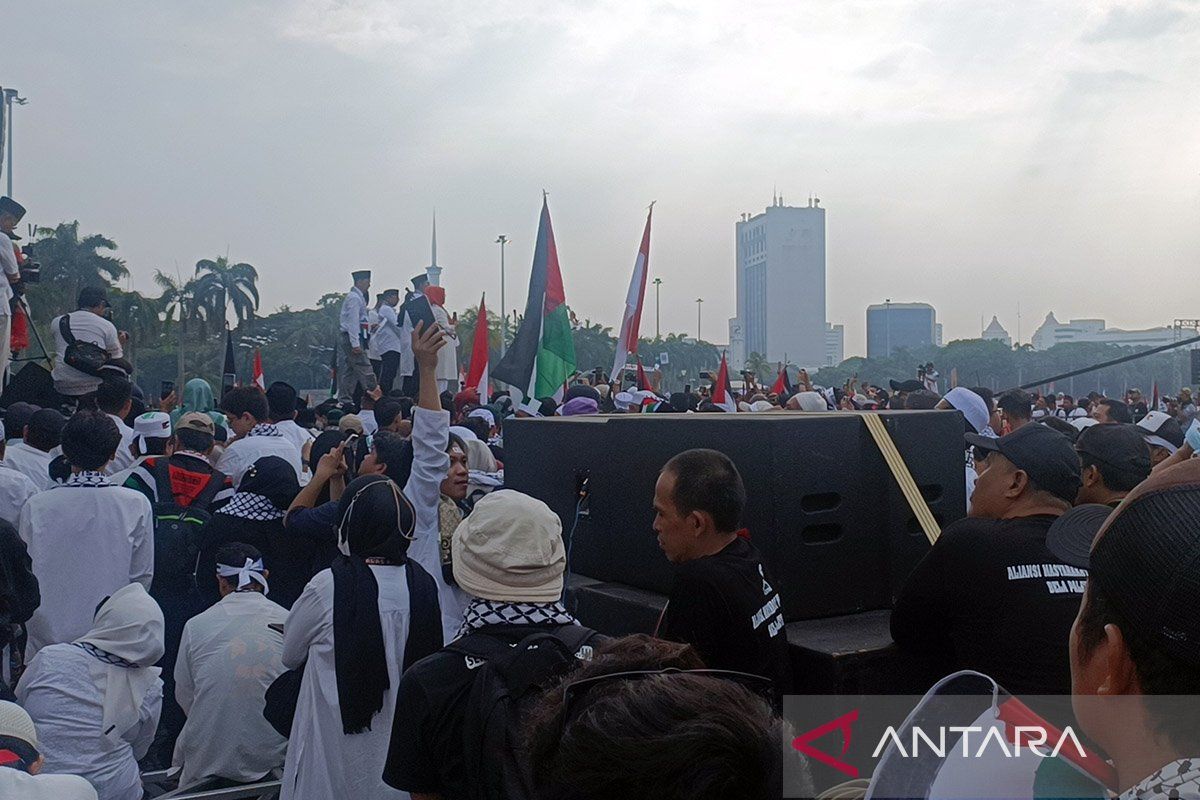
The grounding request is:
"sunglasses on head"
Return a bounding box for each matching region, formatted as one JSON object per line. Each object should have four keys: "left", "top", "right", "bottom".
{"left": 558, "top": 667, "right": 775, "bottom": 736}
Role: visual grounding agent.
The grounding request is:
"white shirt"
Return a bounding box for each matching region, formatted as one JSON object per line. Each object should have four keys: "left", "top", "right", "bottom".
{"left": 399, "top": 294, "right": 417, "bottom": 377}
{"left": 0, "top": 236, "right": 18, "bottom": 315}
{"left": 405, "top": 407, "right": 468, "bottom": 640}
{"left": 358, "top": 409, "right": 379, "bottom": 436}
{"left": 18, "top": 643, "right": 162, "bottom": 800}
{"left": 50, "top": 310, "right": 123, "bottom": 396}
{"left": 374, "top": 303, "right": 404, "bottom": 356}
{"left": 431, "top": 304, "right": 460, "bottom": 385}
{"left": 339, "top": 287, "right": 368, "bottom": 345}
{"left": 174, "top": 591, "right": 289, "bottom": 788}
{"left": 274, "top": 418, "right": 314, "bottom": 456}
{"left": 281, "top": 566, "right": 417, "bottom": 800}
{"left": 19, "top": 481, "right": 155, "bottom": 657}
{"left": 106, "top": 414, "right": 137, "bottom": 476}
{"left": 366, "top": 307, "right": 383, "bottom": 360}
{"left": 4, "top": 441, "right": 57, "bottom": 491}
{"left": 0, "top": 768, "right": 98, "bottom": 800}
{"left": 0, "top": 460, "right": 39, "bottom": 526}
{"left": 215, "top": 428, "right": 304, "bottom": 488}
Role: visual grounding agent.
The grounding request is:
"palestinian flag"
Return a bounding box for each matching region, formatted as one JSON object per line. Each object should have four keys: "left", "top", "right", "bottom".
{"left": 253, "top": 349, "right": 265, "bottom": 390}
{"left": 222, "top": 329, "right": 238, "bottom": 396}
{"left": 636, "top": 358, "right": 652, "bottom": 391}
{"left": 493, "top": 196, "right": 576, "bottom": 403}
{"left": 770, "top": 363, "right": 793, "bottom": 395}
{"left": 712, "top": 352, "right": 736, "bottom": 412}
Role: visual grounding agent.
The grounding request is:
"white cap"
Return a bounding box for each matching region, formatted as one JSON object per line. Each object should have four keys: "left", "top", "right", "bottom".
{"left": 449, "top": 425, "right": 478, "bottom": 442}
{"left": 613, "top": 392, "right": 635, "bottom": 411}
{"left": 0, "top": 700, "right": 38, "bottom": 748}
{"left": 750, "top": 400, "right": 774, "bottom": 413}
{"left": 1071, "top": 417, "right": 1100, "bottom": 432}
{"left": 452, "top": 490, "right": 565, "bottom": 602}
{"left": 467, "top": 408, "right": 496, "bottom": 428}
{"left": 133, "top": 411, "right": 172, "bottom": 449}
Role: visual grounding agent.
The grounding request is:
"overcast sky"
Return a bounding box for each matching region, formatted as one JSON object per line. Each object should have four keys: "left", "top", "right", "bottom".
{"left": 5, "top": 1, "right": 1199, "bottom": 356}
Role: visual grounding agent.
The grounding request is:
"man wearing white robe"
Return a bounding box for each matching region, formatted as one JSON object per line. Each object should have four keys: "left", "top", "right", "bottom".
{"left": 19, "top": 410, "right": 154, "bottom": 657}
{"left": 173, "top": 547, "right": 288, "bottom": 789}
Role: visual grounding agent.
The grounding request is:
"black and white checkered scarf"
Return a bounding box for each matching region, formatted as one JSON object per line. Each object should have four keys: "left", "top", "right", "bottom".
{"left": 64, "top": 471, "right": 113, "bottom": 488}
{"left": 220, "top": 492, "right": 285, "bottom": 521}
{"left": 248, "top": 423, "right": 282, "bottom": 438}
{"left": 457, "top": 597, "right": 576, "bottom": 639}
{"left": 1121, "top": 759, "right": 1200, "bottom": 800}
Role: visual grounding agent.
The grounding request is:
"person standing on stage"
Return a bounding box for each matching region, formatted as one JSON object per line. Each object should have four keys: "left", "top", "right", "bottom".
{"left": 375, "top": 289, "right": 405, "bottom": 395}
{"left": 338, "top": 270, "right": 379, "bottom": 404}
{"left": 400, "top": 274, "right": 429, "bottom": 397}
{"left": 0, "top": 198, "right": 26, "bottom": 385}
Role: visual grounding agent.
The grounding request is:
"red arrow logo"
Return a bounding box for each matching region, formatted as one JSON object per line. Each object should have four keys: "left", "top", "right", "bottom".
{"left": 791, "top": 709, "right": 860, "bottom": 778}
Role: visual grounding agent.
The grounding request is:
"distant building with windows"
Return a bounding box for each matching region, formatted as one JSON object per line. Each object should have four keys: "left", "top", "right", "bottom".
{"left": 1030, "top": 313, "right": 1188, "bottom": 351}
{"left": 866, "top": 302, "right": 937, "bottom": 358}
{"left": 728, "top": 195, "right": 827, "bottom": 369}
{"left": 825, "top": 323, "right": 844, "bottom": 366}
{"left": 982, "top": 316, "right": 1012, "bottom": 347}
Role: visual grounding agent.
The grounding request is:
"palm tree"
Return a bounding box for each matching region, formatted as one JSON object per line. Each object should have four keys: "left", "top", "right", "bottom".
{"left": 107, "top": 289, "right": 160, "bottom": 374}
{"left": 744, "top": 351, "right": 772, "bottom": 384}
{"left": 28, "top": 221, "right": 128, "bottom": 317}
{"left": 194, "top": 256, "right": 260, "bottom": 329}
{"left": 155, "top": 270, "right": 208, "bottom": 389}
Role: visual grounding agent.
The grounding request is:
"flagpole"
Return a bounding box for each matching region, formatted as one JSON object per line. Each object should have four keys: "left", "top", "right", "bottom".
{"left": 696, "top": 298, "right": 703, "bottom": 341}
{"left": 495, "top": 235, "right": 509, "bottom": 357}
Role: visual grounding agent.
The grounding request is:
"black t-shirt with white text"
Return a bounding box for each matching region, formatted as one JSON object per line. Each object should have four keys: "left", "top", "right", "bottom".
{"left": 890, "top": 515, "right": 1087, "bottom": 696}
{"left": 657, "top": 536, "right": 793, "bottom": 695}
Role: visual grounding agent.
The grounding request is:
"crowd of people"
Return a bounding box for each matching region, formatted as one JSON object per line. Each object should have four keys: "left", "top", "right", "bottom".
{"left": 0, "top": 262, "right": 1197, "bottom": 800}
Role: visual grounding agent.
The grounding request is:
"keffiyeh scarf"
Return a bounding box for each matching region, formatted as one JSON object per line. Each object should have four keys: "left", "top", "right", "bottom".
{"left": 248, "top": 423, "right": 282, "bottom": 438}
{"left": 73, "top": 641, "right": 138, "bottom": 668}
{"left": 1120, "top": 759, "right": 1200, "bottom": 800}
{"left": 457, "top": 597, "right": 576, "bottom": 638}
{"left": 65, "top": 471, "right": 113, "bottom": 488}
{"left": 220, "top": 492, "right": 286, "bottom": 521}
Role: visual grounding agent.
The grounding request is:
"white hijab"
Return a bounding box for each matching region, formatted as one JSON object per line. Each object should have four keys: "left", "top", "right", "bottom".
{"left": 943, "top": 387, "right": 995, "bottom": 438}
{"left": 75, "top": 582, "right": 164, "bottom": 743}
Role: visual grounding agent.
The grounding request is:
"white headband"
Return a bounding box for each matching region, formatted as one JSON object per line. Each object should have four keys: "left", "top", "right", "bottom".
{"left": 216, "top": 557, "right": 269, "bottom": 595}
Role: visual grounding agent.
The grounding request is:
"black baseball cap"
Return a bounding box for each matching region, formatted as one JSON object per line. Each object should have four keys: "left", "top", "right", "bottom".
{"left": 965, "top": 423, "right": 1083, "bottom": 503}
{"left": 1089, "top": 459, "right": 1200, "bottom": 664}
{"left": 1046, "top": 503, "right": 1113, "bottom": 568}
{"left": 1074, "top": 423, "right": 1152, "bottom": 477}
{"left": 77, "top": 286, "right": 110, "bottom": 309}
{"left": 889, "top": 379, "right": 923, "bottom": 393}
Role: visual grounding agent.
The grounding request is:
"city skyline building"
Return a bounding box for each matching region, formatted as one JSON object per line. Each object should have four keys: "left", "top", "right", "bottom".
{"left": 866, "top": 301, "right": 938, "bottom": 358}
{"left": 730, "top": 195, "right": 827, "bottom": 369}
{"left": 982, "top": 315, "right": 1012, "bottom": 347}
{"left": 1029, "top": 312, "right": 1193, "bottom": 351}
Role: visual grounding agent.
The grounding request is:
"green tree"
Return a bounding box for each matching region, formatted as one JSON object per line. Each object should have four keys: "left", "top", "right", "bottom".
{"left": 194, "top": 256, "right": 260, "bottom": 328}
{"left": 107, "top": 289, "right": 160, "bottom": 374}
{"left": 155, "top": 270, "right": 210, "bottom": 389}
{"left": 26, "top": 221, "right": 128, "bottom": 318}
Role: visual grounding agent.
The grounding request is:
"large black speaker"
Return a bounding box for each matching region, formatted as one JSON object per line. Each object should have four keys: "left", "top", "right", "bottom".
{"left": 504, "top": 411, "right": 966, "bottom": 621}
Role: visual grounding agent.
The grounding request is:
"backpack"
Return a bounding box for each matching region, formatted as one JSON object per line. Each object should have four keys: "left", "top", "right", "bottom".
{"left": 57, "top": 314, "right": 109, "bottom": 376}
{"left": 148, "top": 459, "right": 226, "bottom": 596}
{"left": 446, "top": 625, "right": 598, "bottom": 800}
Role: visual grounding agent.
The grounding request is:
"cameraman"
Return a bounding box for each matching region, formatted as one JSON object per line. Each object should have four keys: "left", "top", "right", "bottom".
{"left": 0, "top": 197, "right": 26, "bottom": 383}
{"left": 50, "top": 286, "right": 130, "bottom": 407}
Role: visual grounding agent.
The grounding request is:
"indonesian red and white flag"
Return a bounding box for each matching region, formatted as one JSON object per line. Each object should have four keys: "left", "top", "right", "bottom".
{"left": 610, "top": 205, "right": 653, "bottom": 381}
{"left": 712, "top": 352, "right": 736, "bottom": 413}
{"left": 252, "top": 350, "right": 265, "bottom": 390}
{"left": 465, "top": 294, "right": 490, "bottom": 393}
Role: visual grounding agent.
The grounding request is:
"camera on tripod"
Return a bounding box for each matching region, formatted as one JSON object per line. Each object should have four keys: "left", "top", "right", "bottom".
{"left": 18, "top": 242, "right": 39, "bottom": 283}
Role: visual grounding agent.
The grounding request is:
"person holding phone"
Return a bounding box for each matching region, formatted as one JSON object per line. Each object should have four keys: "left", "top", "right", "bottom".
{"left": 337, "top": 270, "right": 379, "bottom": 404}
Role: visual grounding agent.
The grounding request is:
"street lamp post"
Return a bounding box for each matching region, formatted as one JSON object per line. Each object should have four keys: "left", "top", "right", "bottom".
{"left": 695, "top": 298, "right": 704, "bottom": 341}
{"left": 653, "top": 277, "right": 663, "bottom": 340}
{"left": 885, "top": 298, "right": 892, "bottom": 358}
{"left": 2, "top": 88, "right": 27, "bottom": 197}
{"left": 495, "top": 235, "right": 509, "bottom": 356}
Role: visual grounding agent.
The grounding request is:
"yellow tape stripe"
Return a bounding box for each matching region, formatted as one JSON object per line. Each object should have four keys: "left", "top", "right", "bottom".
{"left": 862, "top": 413, "right": 941, "bottom": 546}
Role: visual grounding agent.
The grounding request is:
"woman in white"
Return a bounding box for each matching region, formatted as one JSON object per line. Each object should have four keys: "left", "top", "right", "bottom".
{"left": 17, "top": 582, "right": 164, "bottom": 800}
{"left": 423, "top": 286, "right": 459, "bottom": 393}
{"left": 280, "top": 472, "right": 443, "bottom": 800}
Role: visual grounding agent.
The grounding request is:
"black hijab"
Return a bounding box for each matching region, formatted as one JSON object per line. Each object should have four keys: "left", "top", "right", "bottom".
{"left": 330, "top": 475, "right": 441, "bottom": 734}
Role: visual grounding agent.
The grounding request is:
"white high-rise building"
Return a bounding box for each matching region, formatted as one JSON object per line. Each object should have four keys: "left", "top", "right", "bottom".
{"left": 729, "top": 195, "right": 827, "bottom": 369}
{"left": 825, "top": 323, "right": 844, "bottom": 366}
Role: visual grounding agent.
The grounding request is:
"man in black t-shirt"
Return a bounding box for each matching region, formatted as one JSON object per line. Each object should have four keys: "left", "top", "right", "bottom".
{"left": 653, "top": 448, "right": 793, "bottom": 696}
{"left": 891, "top": 423, "right": 1085, "bottom": 696}
{"left": 383, "top": 489, "right": 601, "bottom": 800}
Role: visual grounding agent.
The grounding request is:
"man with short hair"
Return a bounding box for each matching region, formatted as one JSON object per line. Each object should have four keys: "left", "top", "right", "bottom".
{"left": 265, "top": 381, "right": 312, "bottom": 456}
{"left": 1137, "top": 409, "right": 1185, "bottom": 467}
{"left": 4, "top": 409, "right": 65, "bottom": 491}
{"left": 374, "top": 397, "right": 405, "bottom": 434}
{"left": 997, "top": 389, "right": 1033, "bottom": 433}
{"left": 891, "top": 423, "right": 1086, "bottom": 695}
{"left": 337, "top": 269, "right": 379, "bottom": 403}
{"left": 50, "top": 286, "right": 127, "bottom": 401}
{"left": 0, "top": 198, "right": 27, "bottom": 385}
{"left": 3, "top": 403, "right": 38, "bottom": 447}
{"left": 123, "top": 412, "right": 232, "bottom": 508}
{"left": 173, "top": 542, "right": 288, "bottom": 789}
{"left": 0, "top": 420, "right": 39, "bottom": 527}
{"left": 216, "top": 386, "right": 303, "bottom": 485}
{"left": 1126, "top": 388, "right": 1149, "bottom": 422}
{"left": 1093, "top": 397, "right": 1133, "bottom": 424}
{"left": 1074, "top": 424, "right": 1152, "bottom": 507}
{"left": 384, "top": 490, "right": 602, "bottom": 799}
{"left": 1061, "top": 460, "right": 1200, "bottom": 798}
{"left": 19, "top": 410, "right": 154, "bottom": 656}
{"left": 375, "top": 288, "right": 405, "bottom": 394}
{"left": 96, "top": 375, "right": 136, "bottom": 475}
{"left": 652, "top": 448, "right": 792, "bottom": 696}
